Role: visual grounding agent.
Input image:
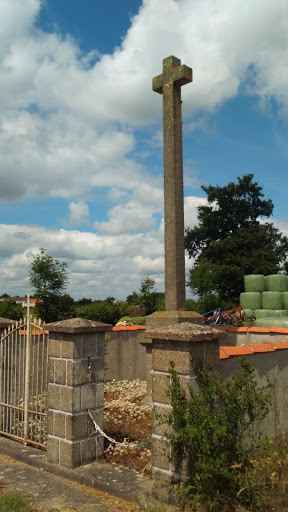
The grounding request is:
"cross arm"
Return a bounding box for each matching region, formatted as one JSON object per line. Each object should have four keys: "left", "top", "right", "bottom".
{"left": 152, "top": 64, "right": 193, "bottom": 95}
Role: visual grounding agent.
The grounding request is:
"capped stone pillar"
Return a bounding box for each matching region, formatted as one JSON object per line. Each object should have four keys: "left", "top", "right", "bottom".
{"left": 45, "top": 318, "right": 112, "bottom": 468}
{"left": 0, "top": 317, "right": 14, "bottom": 338}
{"left": 147, "top": 322, "right": 226, "bottom": 503}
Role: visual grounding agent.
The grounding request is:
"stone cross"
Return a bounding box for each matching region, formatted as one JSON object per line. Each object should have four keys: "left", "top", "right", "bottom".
{"left": 153, "top": 56, "right": 192, "bottom": 311}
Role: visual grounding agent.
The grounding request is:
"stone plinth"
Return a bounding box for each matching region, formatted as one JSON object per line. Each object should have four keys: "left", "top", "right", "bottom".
{"left": 0, "top": 317, "right": 14, "bottom": 338}
{"left": 147, "top": 322, "right": 226, "bottom": 503}
{"left": 45, "top": 317, "right": 112, "bottom": 468}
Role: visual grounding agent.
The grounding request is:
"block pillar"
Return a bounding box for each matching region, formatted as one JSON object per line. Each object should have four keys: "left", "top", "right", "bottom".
{"left": 0, "top": 317, "right": 14, "bottom": 338}
{"left": 140, "top": 311, "right": 204, "bottom": 405}
{"left": 45, "top": 317, "right": 112, "bottom": 468}
{"left": 147, "top": 322, "right": 226, "bottom": 503}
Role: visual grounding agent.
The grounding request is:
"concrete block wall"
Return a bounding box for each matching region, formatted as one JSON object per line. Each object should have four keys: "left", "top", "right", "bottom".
{"left": 46, "top": 318, "right": 112, "bottom": 468}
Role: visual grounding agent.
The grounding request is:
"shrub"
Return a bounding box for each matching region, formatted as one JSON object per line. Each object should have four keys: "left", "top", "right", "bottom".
{"left": 158, "top": 357, "right": 272, "bottom": 511}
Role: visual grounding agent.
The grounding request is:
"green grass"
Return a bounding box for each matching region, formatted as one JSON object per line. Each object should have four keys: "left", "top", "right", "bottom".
{"left": 0, "top": 492, "right": 35, "bottom": 512}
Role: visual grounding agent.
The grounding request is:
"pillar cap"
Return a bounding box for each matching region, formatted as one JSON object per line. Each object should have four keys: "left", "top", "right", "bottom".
{"left": 45, "top": 317, "right": 113, "bottom": 333}
{"left": 145, "top": 322, "right": 227, "bottom": 343}
{"left": 0, "top": 317, "right": 15, "bottom": 328}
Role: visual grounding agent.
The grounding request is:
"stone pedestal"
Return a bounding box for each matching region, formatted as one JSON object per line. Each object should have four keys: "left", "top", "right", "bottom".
{"left": 0, "top": 317, "right": 14, "bottom": 338}
{"left": 45, "top": 318, "right": 112, "bottom": 468}
{"left": 147, "top": 322, "right": 226, "bottom": 503}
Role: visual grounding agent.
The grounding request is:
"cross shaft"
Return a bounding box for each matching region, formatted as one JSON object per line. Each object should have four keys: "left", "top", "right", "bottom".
{"left": 153, "top": 56, "right": 192, "bottom": 311}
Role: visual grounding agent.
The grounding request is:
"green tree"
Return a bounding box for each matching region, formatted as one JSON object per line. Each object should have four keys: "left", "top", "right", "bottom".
{"left": 0, "top": 300, "right": 23, "bottom": 320}
{"left": 185, "top": 174, "right": 288, "bottom": 304}
{"left": 29, "top": 248, "right": 69, "bottom": 323}
{"left": 126, "top": 276, "right": 164, "bottom": 315}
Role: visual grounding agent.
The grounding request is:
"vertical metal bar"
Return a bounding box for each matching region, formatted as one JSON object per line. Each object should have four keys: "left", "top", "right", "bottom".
{"left": 36, "top": 324, "right": 40, "bottom": 444}
{"left": 21, "top": 319, "right": 25, "bottom": 439}
{"left": 0, "top": 331, "right": 3, "bottom": 433}
{"left": 24, "top": 296, "right": 31, "bottom": 445}
{"left": 6, "top": 329, "right": 10, "bottom": 434}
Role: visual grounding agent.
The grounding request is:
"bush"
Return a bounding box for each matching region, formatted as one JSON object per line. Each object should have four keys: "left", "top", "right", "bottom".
{"left": 0, "top": 300, "right": 23, "bottom": 321}
{"left": 75, "top": 301, "right": 128, "bottom": 325}
{"left": 158, "top": 357, "right": 272, "bottom": 511}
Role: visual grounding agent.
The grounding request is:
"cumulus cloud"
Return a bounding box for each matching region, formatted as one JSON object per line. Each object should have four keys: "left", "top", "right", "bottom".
{"left": 0, "top": 224, "right": 165, "bottom": 298}
{"left": 1, "top": 0, "right": 288, "bottom": 204}
{"left": 67, "top": 201, "right": 90, "bottom": 226}
{"left": 1, "top": 0, "right": 288, "bottom": 298}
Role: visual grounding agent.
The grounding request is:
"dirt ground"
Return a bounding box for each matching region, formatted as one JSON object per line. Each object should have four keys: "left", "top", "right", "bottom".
{"left": 0, "top": 452, "right": 141, "bottom": 512}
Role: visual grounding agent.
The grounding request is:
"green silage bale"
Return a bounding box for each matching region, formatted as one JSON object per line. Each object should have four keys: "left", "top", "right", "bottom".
{"left": 240, "top": 292, "right": 261, "bottom": 310}
{"left": 261, "top": 291, "right": 283, "bottom": 310}
{"left": 244, "top": 275, "right": 265, "bottom": 292}
{"left": 254, "top": 309, "right": 285, "bottom": 319}
{"left": 266, "top": 274, "right": 288, "bottom": 292}
{"left": 254, "top": 317, "right": 288, "bottom": 328}
{"left": 283, "top": 291, "right": 288, "bottom": 309}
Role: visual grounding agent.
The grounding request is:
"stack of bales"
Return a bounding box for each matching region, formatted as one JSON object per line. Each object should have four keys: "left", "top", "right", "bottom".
{"left": 240, "top": 274, "right": 288, "bottom": 328}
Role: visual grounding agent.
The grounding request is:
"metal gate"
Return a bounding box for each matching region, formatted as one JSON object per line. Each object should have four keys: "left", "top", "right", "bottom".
{"left": 0, "top": 315, "right": 48, "bottom": 449}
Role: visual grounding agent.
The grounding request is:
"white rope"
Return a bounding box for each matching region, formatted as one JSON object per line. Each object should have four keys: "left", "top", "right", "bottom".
{"left": 87, "top": 409, "right": 135, "bottom": 446}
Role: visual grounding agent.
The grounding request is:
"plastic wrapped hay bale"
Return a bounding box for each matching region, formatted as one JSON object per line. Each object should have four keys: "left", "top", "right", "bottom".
{"left": 262, "top": 291, "right": 283, "bottom": 310}
{"left": 282, "top": 292, "right": 288, "bottom": 310}
{"left": 240, "top": 292, "right": 261, "bottom": 310}
{"left": 266, "top": 274, "right": 288, "bottom": 292}
{"left": 254, "top": 317, "right": 288, "bottom": 328}
{"left": 254, "top": 309, "right": 285, "bottom": 319}
{"left": 244, "top": 275, "right": 265, "bottom": 292}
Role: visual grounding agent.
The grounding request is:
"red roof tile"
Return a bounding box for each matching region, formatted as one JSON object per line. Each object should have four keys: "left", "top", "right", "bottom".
{"left": 219, "top": 341, "right": 288, "bottom": 359}
{"left": 113, "top": 325, "right": 146, "bottom": 331}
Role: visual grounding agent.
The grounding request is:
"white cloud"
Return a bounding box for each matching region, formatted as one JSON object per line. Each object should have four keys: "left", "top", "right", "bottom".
{"left": 68, "top": 201, "right": 90, "bottom": 226}
{"left": 0, "top": 224, "right": 165, "bottom": 299}
{"left": 1, "top": 0, "right": 288, "bottom": 299}
{"left": 1, "top": 0, "right": 288, "bottom": 204}
{"left": 184, "top": 196, "right": 208, "bottom": 228}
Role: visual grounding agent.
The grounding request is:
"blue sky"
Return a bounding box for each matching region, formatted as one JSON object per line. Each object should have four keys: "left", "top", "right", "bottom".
{"left": 0, "top": 0, "right": 288, "bottom": 300}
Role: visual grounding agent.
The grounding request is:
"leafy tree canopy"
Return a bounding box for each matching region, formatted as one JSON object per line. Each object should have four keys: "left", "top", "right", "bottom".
{"left": 126, "top": 276, "right": 164, "bottom": 315}
{"left": 185, "top": 174, "right": 288, "bottom": 304}
{"left": 29, "top": 248, "right": 69, "bottom": 323}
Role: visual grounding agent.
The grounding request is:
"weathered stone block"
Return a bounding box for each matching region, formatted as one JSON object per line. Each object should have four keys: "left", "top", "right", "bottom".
{"left": 152, "top": 373, "right": 170, "bottom": 404}
{"left": 96, "top": 383, "right": 104, "bottom": 408}
{"left": 82, "top": 333, "right": 98, "bottom": 357}
{"left": 152, "top": 467, "right": 180, "bottom": 503}
{"left": 153, "top": 347, "right": 191, "bottom": 374}
{"left": 47, "top": 436, "right": 59, "bottom": 464}
{"left": 87, "top": 409, "right": 103, "bottom": 436}
{"left": 66, "top": 360, "right": 90, "bottom": 386}
{"left": 66, "top": 413, "right": 88, "bottom": 440}
{"left": 81, "top": 384, "right": 96, "bottom": 409}
{"left": 61, "top": 338, "right": 82, "bottom": 359}
{"left": 48, "top": 337, "right": 61, "bottom": 358}
{"left": 59, "top": 440, "right": 81, "bottom": 468}
{"left": 93, "top": 357, "right": 104, "bottom": 382}
{"left": 47, "top": 410, "right": 54, "bottom": 436}
{"left": 59, "top": 386, "right": 80, "bottom": 413}
{"left": 81, "top": 437, "right": 96, "bottom": 465}
{"left": 152, "top": 404, "right": 172, "bottom": 437}
{"left": 48, "top": 384, "right": 59, "bottom": 410}
{"left": 96, "top": 436, "right": 104, "bottom": 459}
{"left": 152, "top": 436, "right": 170, "bottom": 471}
{"left": 54, "top": 359, "right": 66, "bottom": 385}
{"left": 48, "top": 359, "right": 55, "bottom": 384}
{"left": 53, "top": 411, "right": 66, "bottom": 438}
{"left": 96, "top": 335, "right": 105, "bottom": 357}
